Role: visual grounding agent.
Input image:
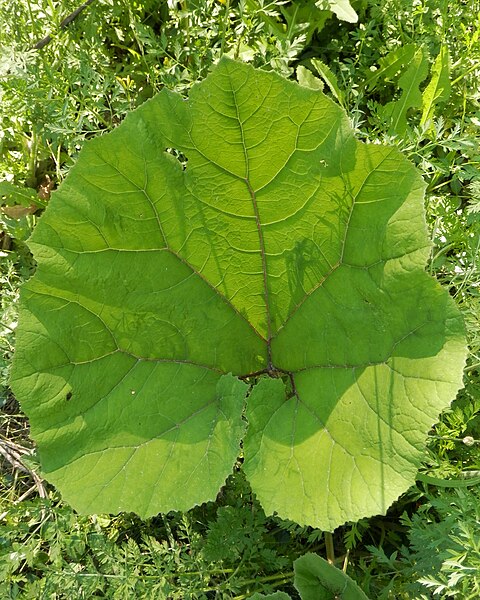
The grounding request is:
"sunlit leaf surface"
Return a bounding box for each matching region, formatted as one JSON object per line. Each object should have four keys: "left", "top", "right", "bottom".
{"left": 11, "top": 58, "right": 466, "bottom": 529}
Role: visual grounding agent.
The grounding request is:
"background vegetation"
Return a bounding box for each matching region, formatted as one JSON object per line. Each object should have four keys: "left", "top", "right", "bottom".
{"left": 1, "top": 0, "right": 479, "bottom": 597}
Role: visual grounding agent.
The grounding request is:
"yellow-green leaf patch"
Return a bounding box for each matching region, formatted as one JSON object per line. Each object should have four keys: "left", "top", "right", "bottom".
{"left": 11, "top": 58, "right": 466, "bottom": 530}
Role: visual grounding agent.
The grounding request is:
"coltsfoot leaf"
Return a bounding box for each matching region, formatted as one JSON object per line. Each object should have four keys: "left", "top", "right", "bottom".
{"left": 11, "top": 58, "right": 466, "bottom": 529}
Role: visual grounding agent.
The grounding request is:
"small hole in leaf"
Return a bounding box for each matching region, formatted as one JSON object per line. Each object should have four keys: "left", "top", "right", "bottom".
{"left": 165, "top": 147, "right": 188, "bottom": 170}
{"left": 66, "top": 392, "right": 72, "bottom": 401}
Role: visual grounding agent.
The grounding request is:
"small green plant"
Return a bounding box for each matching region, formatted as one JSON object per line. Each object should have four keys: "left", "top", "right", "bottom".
{"left": 401, "top": 486, "right": 480, "bottom": 599}
{"left": 0, "top": 473, "right": 306, "bottom": 599}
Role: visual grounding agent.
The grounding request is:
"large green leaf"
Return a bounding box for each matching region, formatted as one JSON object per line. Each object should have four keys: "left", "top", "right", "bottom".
{"left": 11, "top": 58, "right": 466, "bottom": 530}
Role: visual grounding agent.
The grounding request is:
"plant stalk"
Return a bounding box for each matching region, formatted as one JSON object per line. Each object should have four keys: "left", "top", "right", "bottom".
{"left": 325, "top": 531, "right": 335, "bottom": 564}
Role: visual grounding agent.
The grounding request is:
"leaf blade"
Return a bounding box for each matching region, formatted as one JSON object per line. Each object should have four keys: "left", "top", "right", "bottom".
{"left": 421, "top": 45, "right": 451, "bottom": 128}
{"left": 11, "top": 58, "right": 466, "bottom": 528}
{"left": 294, "top": 553, "right": 370, "bottom": 599}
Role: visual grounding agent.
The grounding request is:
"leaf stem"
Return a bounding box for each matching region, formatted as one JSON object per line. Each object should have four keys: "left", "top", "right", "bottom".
{"left": 32, "top": 0, "right": 96, "bottom": 50}
{"left": 214, "top": 571, "right": 294, "bottom": 591}
{"left": 220, "top": 0, "right": 230, "bottom": 57}
{"left": 417, "top": 472, "right": 480, "bottom": 488}
{"left": 288, "top": 371, "right": 299, "bottom": 400}
{"left": 427, "top": 434, "right": 479, "bottom": 443}
{"left": 238, "top": 368, "right": 269, "bottom": 380}
{"left": 450, "top": 60, "right": 480, "bottom": 86}
{"left": 0, "top": 320, "right": 16, "bottom": 333}
{"left": 325, "top": 531, "right": 335, "bottom": 564}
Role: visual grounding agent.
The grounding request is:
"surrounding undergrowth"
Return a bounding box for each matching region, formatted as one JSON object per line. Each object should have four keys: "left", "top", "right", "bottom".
{"left": 1, "top": 0, "right": 479, "bottom": 598}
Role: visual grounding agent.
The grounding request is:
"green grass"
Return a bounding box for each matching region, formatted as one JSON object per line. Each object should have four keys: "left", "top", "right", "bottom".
{"left": 1, "top": 0, "right": 479, "bottom": 598}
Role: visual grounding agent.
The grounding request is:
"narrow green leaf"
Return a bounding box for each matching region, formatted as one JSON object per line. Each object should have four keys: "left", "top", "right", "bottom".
{"left": 417, "top": 472, "right": 480, "bottom": 488}
{"left": 280, "top": 2, "right": 330, "bottom": 43}
{"left": 379, "top": 46, "right": 430, "bottom": 135}
{"left": 311, "top": 58, "right": 345, "bottom": 106}
{"left": 294, "top": 553, "right": 370, "bottom": 599}
{"left": 420, "top": 45, "right": 451, "bottom": 128}
{"left": 365, "top": 44, "right": 417, "bottom": 91}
